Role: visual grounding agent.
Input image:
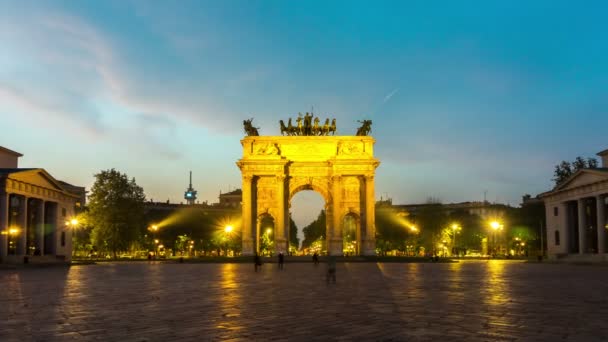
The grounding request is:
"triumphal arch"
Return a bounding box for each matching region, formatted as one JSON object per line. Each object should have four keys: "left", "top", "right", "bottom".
{"left": 237, "top": 115, "right": 379, "bottom": 256}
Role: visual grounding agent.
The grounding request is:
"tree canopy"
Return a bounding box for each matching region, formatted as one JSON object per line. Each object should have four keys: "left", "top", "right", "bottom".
{"left": 88, "top": 169, "right": 146, "bottom": 258}
{"left": 553, "top": 156, "right": 598, "bottom": 186}
{"left": 301, "top": 210, "right": 326, "bottom": 248}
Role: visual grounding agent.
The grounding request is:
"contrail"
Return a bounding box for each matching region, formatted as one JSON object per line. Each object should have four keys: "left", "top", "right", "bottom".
{"left": 382, "top": 88, "right": 399, "bottom": 104}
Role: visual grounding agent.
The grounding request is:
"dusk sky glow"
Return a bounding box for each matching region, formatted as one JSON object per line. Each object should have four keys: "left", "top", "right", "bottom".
{"left": 1, "top": 1, "right": 607, "bottom": 227}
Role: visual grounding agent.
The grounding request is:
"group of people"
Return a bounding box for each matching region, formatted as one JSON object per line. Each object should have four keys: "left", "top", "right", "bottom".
{"left": 253, "top": 252, "right": 337, "bottom": 284}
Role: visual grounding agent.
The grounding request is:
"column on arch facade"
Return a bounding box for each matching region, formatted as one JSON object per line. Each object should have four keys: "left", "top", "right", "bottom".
{"left": 241, "top": 175, "right": 254, "bottom": 256}
{"left": 275, "top": 175, "right": 287, "bottom": 254}
{"left": 329, "top": 174, "right": 342, "bottom": 255}
{"left": 362, "top": 175, "right": 376, "bottom": 255}
{"left": 597, "top": 195, "right": 606, "bottom": 254}
{"left": 577, "top": 198, "right": 587, "bottom": 254}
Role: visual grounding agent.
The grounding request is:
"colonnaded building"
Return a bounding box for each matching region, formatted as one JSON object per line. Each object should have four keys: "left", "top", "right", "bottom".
{"left": 540, "top": 148, "right": 608, "bottom": 260}
{"left": 0, "top": 146, "right": 83, "bottom": 264}
{"left": 237, "top": 116, "right": 379, "bottom": 256}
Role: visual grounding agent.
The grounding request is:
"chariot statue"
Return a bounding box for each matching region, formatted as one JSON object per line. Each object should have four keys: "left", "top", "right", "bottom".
{"left": 279, "top": 113, "right": 337, "bottom": 136}
{"left": 356, "top": 119, "right": 372, "bottom": 136}
{"left": 243, "top": 118, "right": 259, "bottom": 136}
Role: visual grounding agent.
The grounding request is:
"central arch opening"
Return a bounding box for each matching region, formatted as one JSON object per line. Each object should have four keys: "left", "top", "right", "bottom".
{"left": 289, "top": 190, "right": 326, "bottom": 255}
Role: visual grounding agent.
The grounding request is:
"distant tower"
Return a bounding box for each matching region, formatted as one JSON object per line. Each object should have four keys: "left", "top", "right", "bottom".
{"left": 184, "top": 171, "right": 197, "bottom": 205}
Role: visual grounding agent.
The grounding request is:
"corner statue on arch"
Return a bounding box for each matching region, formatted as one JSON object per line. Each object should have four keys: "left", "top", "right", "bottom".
{"left": 237, "top": 113, "right": 379, "bottom": 256}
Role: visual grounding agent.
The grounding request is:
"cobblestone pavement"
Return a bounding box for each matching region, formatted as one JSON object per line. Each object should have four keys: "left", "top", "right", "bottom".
{"left": 1, "top": 260, "right": 608, "bottom": 341}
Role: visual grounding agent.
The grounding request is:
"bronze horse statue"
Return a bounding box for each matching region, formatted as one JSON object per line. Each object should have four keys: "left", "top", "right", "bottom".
{"left": 355, "top": 119, "right": 372, "bottom": 136}
{"left": 279, "top": 120, "right": 289, "bottom": 136}
{"left": 321, "top": 118, "right": 330, "bottom": 136}
{"left": 243, "top": 118, "right": 259, "bottom": 136}
{"left": 329, "top": 118, "right": 337, "bottom": 135}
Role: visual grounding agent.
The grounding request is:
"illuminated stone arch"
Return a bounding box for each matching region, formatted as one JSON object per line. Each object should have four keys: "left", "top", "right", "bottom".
{"left": 237, "top": 136, "right": 379, "bottom": 256}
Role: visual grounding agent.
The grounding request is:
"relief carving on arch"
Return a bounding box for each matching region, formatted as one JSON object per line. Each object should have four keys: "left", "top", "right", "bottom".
{"left": 342, "top": 176, "right": 361, "bottom": 203}
{"left": 337, "top": 141, "right": 364, "bottom": 155}
{"left": 255, "top": 143, "right": 280, "bottom": 155}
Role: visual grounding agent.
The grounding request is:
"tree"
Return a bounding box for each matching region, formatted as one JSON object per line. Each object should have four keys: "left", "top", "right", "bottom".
{"left": 302, "top": 210, "right": 326, "bottom": 249}
{"left": 88, "top": 169, "right": 146, "bottom": 258}
{"left": 289, "top": 217, "right": 300, "bottom": 250}
{"left": 553, "top": 156, "right": 598, "bottom": 186}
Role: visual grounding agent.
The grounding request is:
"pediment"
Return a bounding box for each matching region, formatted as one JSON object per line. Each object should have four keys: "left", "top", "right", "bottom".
{"left": 556, "top": 170, "right": 608, "bottom": 191}
{"left": 9, "top": 169, "right": 66, "bottom": 192}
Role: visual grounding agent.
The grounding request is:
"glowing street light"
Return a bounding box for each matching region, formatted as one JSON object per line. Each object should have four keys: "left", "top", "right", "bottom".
{"left": 489, "top": 221, "right": 504, "bottom": 256}
{"left": 225, "top": 225, "right": 233, "bottom": 233}
{"left": 451, "top": 223, "right": 461, "bottom": 256}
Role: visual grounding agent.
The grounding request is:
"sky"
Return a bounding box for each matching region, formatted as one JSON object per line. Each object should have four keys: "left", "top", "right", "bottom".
{"left": 1, "top": 0, "right": 607, "bottom": 229}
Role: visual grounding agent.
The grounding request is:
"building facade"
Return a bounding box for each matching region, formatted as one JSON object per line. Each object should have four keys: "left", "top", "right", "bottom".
{"left": 540, "top": 149, "right": 608, "bottom": 260}
{"left": 0, "top": 147, "right": 82, "bottom": 263}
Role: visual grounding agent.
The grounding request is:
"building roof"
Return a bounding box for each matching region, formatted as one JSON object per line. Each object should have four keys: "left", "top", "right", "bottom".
{"left": 597, "top": 148, "right": 608, "bottom": 156}
{"left": 0, "top": 168, "right": 36, "bottom": 175}
{"left": 539, "top": 168, "right": 608, "bottom": 198}
{"left": 0, "top": 168, "right": 81, "bottom": 198}
{"left": 221, "top": 189, "right": 242, "bottom": 196}
{"left": 0, "top": 146, "right": 23, "bottom": 157}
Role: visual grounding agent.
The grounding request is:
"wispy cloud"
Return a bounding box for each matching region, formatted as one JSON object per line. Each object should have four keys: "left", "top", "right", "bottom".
{"left": 382, "top": 88, "right": 399, "bottom": 104}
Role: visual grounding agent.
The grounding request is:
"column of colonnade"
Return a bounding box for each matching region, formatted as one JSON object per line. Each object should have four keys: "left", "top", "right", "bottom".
{"left": 17, "top": 196, "right": 28, "bottom": 255}
{"left": 0, "top": 192, "right": 8, "bottom": 261}
{"left": 577, "top": 198, "right": 587, "bottom": 254}
{"left": 560, "top": 196, "right": 607, "bottom": 255}
{"left": 36, "top": 199, "right": 45, "bottom": 255}
{"left": 597, "top": 195, "right": 606, "bottom": 254}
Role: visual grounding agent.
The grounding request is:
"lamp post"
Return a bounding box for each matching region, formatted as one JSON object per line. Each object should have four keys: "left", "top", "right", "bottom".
{"left": 66, "top": 218, "right": 80, "bottom": 257}
{"left": 149, "top": 225, "right": 159, "bottom": 258}
{"left": 490, "top": 221, "right": 504, "bottom": 256}
{"left": 451, "top": 223, "right": 461, "bottom": 257}
{"left": 3, "top": 227, "right": 20, "bottom": 255}
{"left": 224, "top": 225, "right": 233, "bottom": 257}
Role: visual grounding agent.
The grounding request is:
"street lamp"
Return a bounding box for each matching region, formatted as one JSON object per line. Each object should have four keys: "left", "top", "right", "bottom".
{"left": 489, "top": 221, "right": 504, "bottom": 256}
{"left": 224, "top": 225, "right": 234, "bottom": 257}
{"left": 149, "top": 225, "right": 159, "bottom": 258}
{"left": 66, "top": 218, "right": 81, "bottom": 257}
{"left": 451, "top": 223, "right": 461, "bottom": 257}
{"left": 3, "top": 227, "right": 20, "bottom": 255}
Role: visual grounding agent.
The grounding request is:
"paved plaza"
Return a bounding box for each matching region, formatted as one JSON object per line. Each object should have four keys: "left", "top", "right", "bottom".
{"left": 1, "top": 260, "right": 607, "bottom": 341}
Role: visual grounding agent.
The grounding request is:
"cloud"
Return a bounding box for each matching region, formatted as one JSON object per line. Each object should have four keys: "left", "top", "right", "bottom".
{"left": 382, "top": 88, "right": 399, "bottom": 104}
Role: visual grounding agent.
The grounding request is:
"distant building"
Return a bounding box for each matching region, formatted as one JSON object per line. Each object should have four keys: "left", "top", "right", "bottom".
{"left": 377, "top": 199, "right": 511, "bottom": 220}
{"left": 219, "top": 189, "right": 242, "bottom": 208}
{"left": 0, "top": 146, "right": 82, "bottom": 263}
{"left": 540, "top": 148, "right": 608, "bottom": 260}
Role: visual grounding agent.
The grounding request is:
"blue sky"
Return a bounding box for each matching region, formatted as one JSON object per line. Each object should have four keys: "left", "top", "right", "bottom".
{"left": 1, "top": 1, "right": 607, "bottom": 227}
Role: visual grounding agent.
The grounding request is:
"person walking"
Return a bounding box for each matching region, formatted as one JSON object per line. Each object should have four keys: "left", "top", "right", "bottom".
{"left": 326, "top": 254, "right": 336, "bottom": 284}
{"left": 312, "top": 252, "right": 319, "bottom": 266}
{"left": 278, "top": 252, "right": 284, "bottom": 270}
{"left": 254, "top": 253, "right": 262, "bottom": 272}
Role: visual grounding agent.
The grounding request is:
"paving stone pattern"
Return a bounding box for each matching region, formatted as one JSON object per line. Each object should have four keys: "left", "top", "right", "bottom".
{"left": 1, "top": 260, "right": 608, "bottom": 341}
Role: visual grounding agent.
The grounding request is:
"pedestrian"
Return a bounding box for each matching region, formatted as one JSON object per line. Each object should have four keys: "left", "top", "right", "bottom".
{"left": 312, "top": 252, "right": 319, "bottom": 266}
{"left": 147, "top": 252, "right": 152, "bottom": 262}
{"left": 254, "top": 253, "right": 262, "bottom": 272}
{"left": 278, "top": 252, "right": 284, "bottom": 270}
{"left": 326, "top": 254, "right": 336, "bottom": 284}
